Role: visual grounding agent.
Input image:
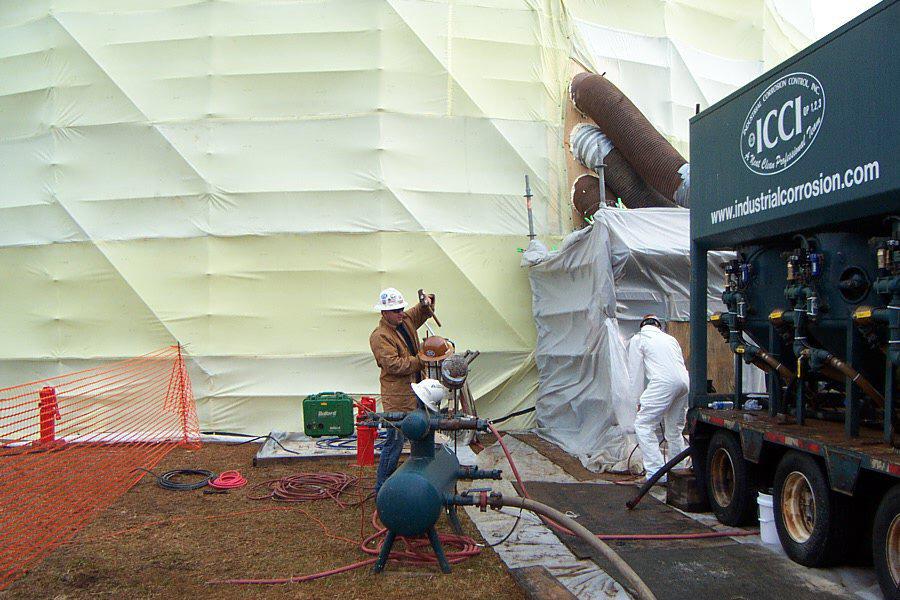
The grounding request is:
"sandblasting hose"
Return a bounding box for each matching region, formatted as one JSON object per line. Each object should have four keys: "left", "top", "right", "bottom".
{"left": 486, "top": 495, "right": 656, "bottom": 600}
{"left": 625, "top": 447, "right": 692, "bottom": 511}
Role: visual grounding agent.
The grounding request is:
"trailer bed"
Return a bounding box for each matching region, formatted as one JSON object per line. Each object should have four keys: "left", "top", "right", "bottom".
{"left": 692, "top": 408, "right": 900, "bottom": 493}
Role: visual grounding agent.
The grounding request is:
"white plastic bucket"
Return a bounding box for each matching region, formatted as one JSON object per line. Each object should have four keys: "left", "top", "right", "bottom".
{"left": 757, "top": 491, "right": 778, "bottom": 545}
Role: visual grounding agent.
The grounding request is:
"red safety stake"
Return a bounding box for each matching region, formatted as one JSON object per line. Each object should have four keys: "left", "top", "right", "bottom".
{"left": 38, "top": 386, "right": 61, "bottom": 445}
{"left": 356, "top": 396, "right": 377, "bottom": 467}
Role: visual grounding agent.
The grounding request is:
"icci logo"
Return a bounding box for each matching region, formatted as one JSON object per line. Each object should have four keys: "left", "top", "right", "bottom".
{"left": 740, "top": 72, "right": 824, "bottom": 175}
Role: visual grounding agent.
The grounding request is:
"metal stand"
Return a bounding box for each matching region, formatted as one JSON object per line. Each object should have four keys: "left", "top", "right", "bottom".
{"left": 796, "top": 357, "right": 805, "bottom": 425}
{"left": 446, "top": 505, "right": 464, "bottom": 536}
{"left": 845, "top": 323, "right": 862, "bottom": 438}
{"left": 427, "top": 527, "right": 452, "bottom": 573}
{"left": 768, "top": 324, "right": 783, "bottom": 417}
{"left": 886, "top": 360, "right": 895, "bottom": 445}
{"left": 596, "top": 160, "right": 607, "bottom": 208}
{"left": 524, "top": 175, "right": 535, "bottom": 241}
{"left": 372, "top": 529, "right": 396, "bottom": 574}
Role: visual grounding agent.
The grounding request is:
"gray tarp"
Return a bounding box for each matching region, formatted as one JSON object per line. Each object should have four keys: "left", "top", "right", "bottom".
{"left": 523, "top": 208, "right": 764, "bottom": 472}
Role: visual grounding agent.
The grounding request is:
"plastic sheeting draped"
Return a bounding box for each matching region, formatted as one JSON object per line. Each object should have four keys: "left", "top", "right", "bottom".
{"left": 522, "top": 224, "right": 635, "bottom": 472}
{"left": 0, "top": 1, "right": 809, "bottom": 434}
{"left": 524, "top": 208, "right": 764, "bottom": 471}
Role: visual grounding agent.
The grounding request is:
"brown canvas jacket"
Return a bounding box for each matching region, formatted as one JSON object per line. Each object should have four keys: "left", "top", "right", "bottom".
{"left": 369, "top": 303, "right": 429, "bottom": 412}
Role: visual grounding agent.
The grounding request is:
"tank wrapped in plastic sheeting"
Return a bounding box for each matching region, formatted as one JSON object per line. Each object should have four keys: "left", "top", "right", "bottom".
{"left": 571, "top": 73, "right": 688, "bottom": 203}
{"left": 570, "top": 124, "right": 675, "bottom": 211}
{"left": 572, "top": 173, "right": 616, "bottom": 220}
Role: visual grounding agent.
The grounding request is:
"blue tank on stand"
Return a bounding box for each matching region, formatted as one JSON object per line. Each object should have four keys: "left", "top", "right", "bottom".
{"left": 363, "top": 408, "right": 501, "bottom": 573}
{"left": 377, "top": 443, "right": 460, "bottom": 536}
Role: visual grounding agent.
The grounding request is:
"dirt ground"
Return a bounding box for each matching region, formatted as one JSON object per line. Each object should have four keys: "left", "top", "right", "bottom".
{"left": 4, "top": 443, "right": 525, "bottom": 599}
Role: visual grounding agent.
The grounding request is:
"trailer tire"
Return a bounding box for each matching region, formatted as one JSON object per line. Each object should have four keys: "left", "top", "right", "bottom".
{"left": 773, "top": 451, "right": 849, "bottom": 567}
{"left": 873, "top": 484, "right": 900, "bottom": 600}
{"left": 705, "top": 430, "right": 756, "bottom": 526}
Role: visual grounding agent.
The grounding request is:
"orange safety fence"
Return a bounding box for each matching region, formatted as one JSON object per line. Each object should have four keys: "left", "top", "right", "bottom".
{"left": 0, "top": 345, "right": 200, "bottom": 590}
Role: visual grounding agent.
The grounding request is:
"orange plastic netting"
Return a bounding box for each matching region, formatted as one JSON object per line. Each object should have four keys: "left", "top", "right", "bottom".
{"left": 0, "top": 345, "right": 200, "bottom": 589}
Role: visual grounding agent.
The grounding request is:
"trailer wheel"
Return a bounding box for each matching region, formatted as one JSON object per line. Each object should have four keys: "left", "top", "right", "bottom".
{"left": 773, "top": 451, "right": 849, "bottom": 567}
{"left": 873, "top": 484, "right": 900, "bottom": 600}
{"left": 705, "top": 430, "right": 756, "bottom": 525}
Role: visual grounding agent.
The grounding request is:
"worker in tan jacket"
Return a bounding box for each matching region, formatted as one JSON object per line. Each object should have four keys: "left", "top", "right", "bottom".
{"left": 370, "top": 287, "right": 434, "bottom": 493}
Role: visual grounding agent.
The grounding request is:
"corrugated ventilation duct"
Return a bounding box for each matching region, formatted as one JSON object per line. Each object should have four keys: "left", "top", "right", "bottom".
{"left": 570, "top": 124, "right": 675, "bottom": 210}
{"left": 571, "top": 73, "right": 689, "bottom": 206}
{"left": 572, "top": 173, "right": 616, "bottom": 220}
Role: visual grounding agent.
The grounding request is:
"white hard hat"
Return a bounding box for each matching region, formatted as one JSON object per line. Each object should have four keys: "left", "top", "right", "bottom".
{"left": 412, "top": 378, "right": 447, "bottom": 413}
{"left": 374, "top": 288, "right": 408, "bottom": 312}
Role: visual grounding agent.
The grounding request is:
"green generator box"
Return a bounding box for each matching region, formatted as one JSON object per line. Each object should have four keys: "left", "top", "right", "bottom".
{"left": 303, "top": 392, "right": 355, "bottom": 438}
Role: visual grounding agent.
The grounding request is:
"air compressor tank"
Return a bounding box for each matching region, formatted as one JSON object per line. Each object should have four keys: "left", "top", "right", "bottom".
{"left": 376, "top": 443, "right": 459, "bottom": 537}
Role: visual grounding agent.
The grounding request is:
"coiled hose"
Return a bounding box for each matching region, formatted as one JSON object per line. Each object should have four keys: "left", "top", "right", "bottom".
{"left": 134, "top": 468, "right": 214, "bottom": 491}
{"left": 248, "top": 472, "right": 361, "bottom": 508}
{"left": 208, "top": 470, "right": 247, "bottom": 490}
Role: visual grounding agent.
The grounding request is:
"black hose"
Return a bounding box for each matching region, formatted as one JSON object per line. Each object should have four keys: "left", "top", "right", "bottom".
{"left": 200, "top": 432, "right": 303, "bottom": 456}
{"left": 490, "top": 406, "right": 536, "bottom": 426}
{"left": 315, "top": 432, "right": 387, "bottom": 451}
{"left": 134, "top": 468, "right": 214, "bottom": 491}
{"left": 475, "top": 508, "right": 524, "bottom": 548}
{"left": 625, "top": 446, "right": 692, "bottom": 510}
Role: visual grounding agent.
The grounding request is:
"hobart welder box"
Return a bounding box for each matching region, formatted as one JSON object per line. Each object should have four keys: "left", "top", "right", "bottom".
{"left": 302, "top": 392, "right": 355, "bottom": 437}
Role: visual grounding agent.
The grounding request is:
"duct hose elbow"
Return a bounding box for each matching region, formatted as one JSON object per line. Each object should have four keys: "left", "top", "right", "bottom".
{"left": 727, "top": 340, "right": 794, "bottom": 386}
{"left": 570, "top": 73, "right": 687, "bottom": 202}
{"left": 754, "top": 349, "right": 795, "bottom": 384}
{"left": 569, "top": 124, "right": 676, "bottom": 210}
{"left": 572, "top": 173, "right": 615, "bottom": 220}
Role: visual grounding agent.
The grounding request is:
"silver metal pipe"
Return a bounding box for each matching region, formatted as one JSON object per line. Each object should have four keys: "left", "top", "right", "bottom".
{"left": 524, "top": 174, "right": 535, "bottom": 240}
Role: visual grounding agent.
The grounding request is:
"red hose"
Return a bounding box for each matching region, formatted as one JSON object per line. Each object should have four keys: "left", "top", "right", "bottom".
{"left": 212, "top": 431, "right": 759, "bottom": 587}
{"left": 208, "top": 508, "right": 481, "bottom": 585}
{"left": 208, "top": 559, "right": 377, "bottom": 585}
{"left": 359, "top": 511, "right": 480, "bottom": 564}
{"left": 488, "top": 422, "right": 578, "bottom": 536}
{"left": 248, "top": 472, "right": 360, "bottom": 507}
{"left": 488, "top": 423, "right": 531, "bottom": 497}
{"left": 597, "top": 530, "right": 756, "bottom": 540}
{"left": 208, "top": 470, "right": 247, "bottom": 490}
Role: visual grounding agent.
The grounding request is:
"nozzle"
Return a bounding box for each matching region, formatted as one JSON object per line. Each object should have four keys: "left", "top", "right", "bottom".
{"left": 430, "top": 417, "right": 490, "bottom": 432}
{"left": 456, "top": 466, "right": 503, "bottom": 480}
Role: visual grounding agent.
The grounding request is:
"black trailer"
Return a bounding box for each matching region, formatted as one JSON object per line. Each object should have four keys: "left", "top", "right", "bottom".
{"left": 687, "top": 1, "right": 900, "bottom": 597}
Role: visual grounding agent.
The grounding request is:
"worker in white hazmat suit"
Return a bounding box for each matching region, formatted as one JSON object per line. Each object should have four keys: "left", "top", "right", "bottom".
{"left": 626, "top": 315, "right": 690, "bottom": 483}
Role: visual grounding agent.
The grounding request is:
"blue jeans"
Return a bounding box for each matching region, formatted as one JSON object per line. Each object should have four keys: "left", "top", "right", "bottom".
{"left": 375, "top": 427, "right": 406, "bottom": 494}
